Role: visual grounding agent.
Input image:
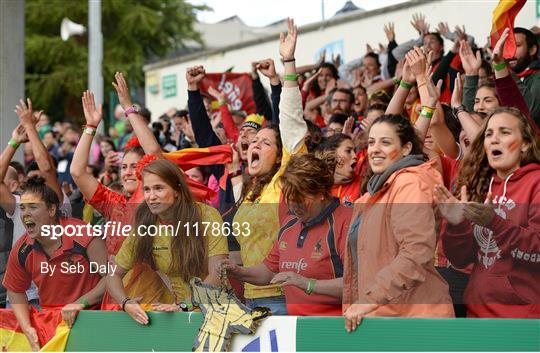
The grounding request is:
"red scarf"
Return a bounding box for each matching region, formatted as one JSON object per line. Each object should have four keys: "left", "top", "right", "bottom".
{"left": 517, "top": 68, "right": 538, "bottom": 78}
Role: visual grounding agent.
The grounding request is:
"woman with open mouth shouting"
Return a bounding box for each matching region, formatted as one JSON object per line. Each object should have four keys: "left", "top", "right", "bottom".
{"left": 435, "top": 107, "right": 540, "bottom": 318}
{"left": 2, "top": 176, "right": 108, "bottom": 349}
{"left": 230, "top": 18, "right": 308, "bottom": 315}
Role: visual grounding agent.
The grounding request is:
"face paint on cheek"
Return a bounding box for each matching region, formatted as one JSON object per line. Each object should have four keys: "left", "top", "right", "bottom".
{"left": 389, "top": 150, "right": 400, "bottom": 160}
{"left": 508, "top": 140, "right": 519, "bottom": 152}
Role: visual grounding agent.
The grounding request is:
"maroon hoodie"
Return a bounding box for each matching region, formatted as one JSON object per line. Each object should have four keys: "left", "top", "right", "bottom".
{"left": 443, "top": 163, "right": 540, "bottom": 318}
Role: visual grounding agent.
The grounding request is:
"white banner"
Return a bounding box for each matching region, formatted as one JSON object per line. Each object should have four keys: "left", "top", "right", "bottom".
{"left": 230, "top": 316, "right": 297, "bottom": 352}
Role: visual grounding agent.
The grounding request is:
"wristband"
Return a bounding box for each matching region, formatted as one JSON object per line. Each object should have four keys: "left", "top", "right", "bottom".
{"left": 281, "top": 58, "right": 296, "bottom": 63}
{"left": 83, "top": 127, "right": 97, "bottom": 136}
{"left": 124, "top": 105, "right": 138, "bottom": 118}
{"left": 420, "top": 109, "right": 434, "bottom": 119}
{"left": 229, "top": 169, "right": 243, "bottom": 178}
{"left": 8, "top": 138, "right": 19, "bottom": 149}
{"left": 283, "top": 74, "right": 299, "bottom": 81}
{"left": 492, "top": 62, "right": 507, "bottom": 71}
{"left": 121, "top": 297, "right": 132, "bottom": 311}
{"left": 421, "top": 106, "right": 435, "bottom": 114}
{"left": 454, "top": 104, "right": 467, "bottom": 115}
{"left": 392, "top": 77, "right": 400, "bottom": 85}
{"left": 85, "top": 124, "right": 98, "bottom": 129}
{"left": 78, "top": 297, "right": 90, "bottom": 309}
{"left": 306, "top": 278, "right": 316, "bottom": 295}
{"left": 399, "top": 80, "right": 413, "bottom": 89}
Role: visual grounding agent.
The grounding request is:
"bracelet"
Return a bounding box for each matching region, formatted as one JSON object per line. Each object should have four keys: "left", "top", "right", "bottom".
{"left": 420, "top": 109, "right": 434, "bottom": 119}
{"left": 78, "top": 297, "right": 90, "bottom": 309}
{"left": 492, "top": 62, "right": 507, "bottom": 71}
{"left": 85, "top": 124, "right": 98, "bottom": 129}
{"left": 121, "top": 297, "right": 132, "bottom": 311}
{"left": 83, "top": 127, "right": 97, "bottom": 136}
{"left": 283, "top": 74, "right": 299, "bottom": 81}
{"left": 281, "top": 58, "right": 296, "bottom": 63}
{"left": 417, "top": 81, "right": 427, "bottom": 89}
{"left": 399, "top": 80, "right": 413, "bottom": 90}
{"left": 229, "top": 169, "right": 243, "bottom": 178}
{"left": 454, "top": 104, "right": 467, "bottom": 115}
{"left": 306, "top": 278, "right": 316, "bottom": 295}
{"left": 392, "top": 77, "right": 400, "bottom": 85}
{"left": 8, "top": 138, "right": 19, "bottom": 149}
{"left": 218, "top": 100, "right": 227, "bottom": 106}
{"left": 421, "top": 106, "right": 435, "bottom": 114}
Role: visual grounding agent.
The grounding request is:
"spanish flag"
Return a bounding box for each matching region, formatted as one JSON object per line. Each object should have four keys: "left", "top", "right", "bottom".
{"left": 132, "top": 145, "right": 233, "bottom": 203}
{"left": 490, "top": 0, "right": 527, "bottom": 59}
{"left": 165, "top": 145, "right": 232, "bottom": 201}
{"left": 0, "top": 308, "right": 68, "bottom": 351}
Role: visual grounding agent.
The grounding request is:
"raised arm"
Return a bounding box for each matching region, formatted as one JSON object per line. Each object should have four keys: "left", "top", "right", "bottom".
{"left": 491, "top": 28, "right": 539, "bottom": 134}
{"left": 207, "top": 86, "right": 239, "bottom": 142}
{"left": 459, "top": 39, "right": 483, "bottom": 112}
{"left": 250, "top": 61, "right": 274, "bottom": 121}
{"left": 16, "top": 99, "right": 63, "bottom": 202}
{"left": 451, "top": 73, "right": 481, "bottom": 142}
{"left": 386, "top": 59, "right": 415, "bottom": 115}
{"left": 112, "top": 72, "right": 161, "bottom": 156}
{"left": 0, "top": 125, "right": 28, "bottom": 215}
{"left": 186, "top": 66, "right": 222, "bottom": 147}
{"left": 279, "top": 18, "right": 307, "bottom": 153}
{"left": 70, "top": 90, "right": 102, "bottom": 201}
{"left": 257, "top": 59, "right": 282, "bottom": 124}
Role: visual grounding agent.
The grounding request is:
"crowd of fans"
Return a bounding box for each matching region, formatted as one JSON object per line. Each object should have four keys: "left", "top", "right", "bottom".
{"left": 1, "top": 12, "right": 539, "bottom": 350}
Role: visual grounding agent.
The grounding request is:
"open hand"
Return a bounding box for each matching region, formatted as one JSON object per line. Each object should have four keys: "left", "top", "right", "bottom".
{"left": 112, "top": 72, "right": 133, "bottom": 111}
{"left": 434, "top": 184, "right": 468, "bottom": 225}
{"left": 279, "top": 18, "right": 297, "bottom": 60}
{"left": 82, "top": 90, "right": 103, "bottom": 126}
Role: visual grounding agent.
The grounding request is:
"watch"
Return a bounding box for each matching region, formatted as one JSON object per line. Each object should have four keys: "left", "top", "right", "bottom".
{"left": 124, "top": 105, "right": 139, "bottom": 118}
{"left": 178, "top": 301, "right": 193, "bottom": 312}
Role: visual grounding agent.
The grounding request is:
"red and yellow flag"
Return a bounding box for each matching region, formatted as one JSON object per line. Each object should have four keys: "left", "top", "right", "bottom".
{"left": 0, "top": 308, "right": 67, "bottom": 352}
{"left": 490, "top": 0, "right": 527, "bottom": 59}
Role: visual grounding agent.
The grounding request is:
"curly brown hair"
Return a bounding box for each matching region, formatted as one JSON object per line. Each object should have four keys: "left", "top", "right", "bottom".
{"left": 456, "top": 107, "right": 540, "bottom": 202}
{"left": 280, "top": 153, "right": 334, "bottom": 205}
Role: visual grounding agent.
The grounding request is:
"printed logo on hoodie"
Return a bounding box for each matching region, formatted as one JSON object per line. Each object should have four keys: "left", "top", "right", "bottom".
{"left": 473, "top": 196, "right": 515, "bottom": 269}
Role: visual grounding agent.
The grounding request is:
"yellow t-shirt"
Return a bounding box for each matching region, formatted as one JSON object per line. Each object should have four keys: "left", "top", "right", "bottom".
{"left": 235, "top": 143, "right": 307, "bottom": 299}
{"left": 115, "top": 203, "right": 228, "bottom": 301}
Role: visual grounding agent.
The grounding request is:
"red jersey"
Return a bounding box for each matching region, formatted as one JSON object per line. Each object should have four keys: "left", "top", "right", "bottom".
{"left": 332, "top": 150, "right": 368, "bottom": 207}
{"left": 264, "top": 199, "right": 351, "bottom": 316}
{"left": 2, "top": 218, "right": 102, "bottom": 308}
{"left": 87, "top": 182, "right": 143, "bottom": 255}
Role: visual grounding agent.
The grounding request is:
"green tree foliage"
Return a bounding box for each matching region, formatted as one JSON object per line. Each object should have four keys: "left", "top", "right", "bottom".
{"left": 25, "top": 0, "right": 205, "bottom": 122}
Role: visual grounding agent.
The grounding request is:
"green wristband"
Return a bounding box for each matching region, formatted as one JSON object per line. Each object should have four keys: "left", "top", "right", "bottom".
{"left": 78, "top": 297, "right": 90, "bottom": 309}
{"left": 306, "top": 278, "right": 316, "bottom": 295}
{"left": 283, "top": 74, "right": 299, "bottom": 81}
{"left": 399, "top": 80, "right": 413, "bottom": 90}
{"left": 8, "top": 138, "right": 19, "bottom": 149}
{"left": 492, "top": 62, "right": 507, "bottom": 71}
{"left": 420, "top": 111, "right": 433, "bottom": 119}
